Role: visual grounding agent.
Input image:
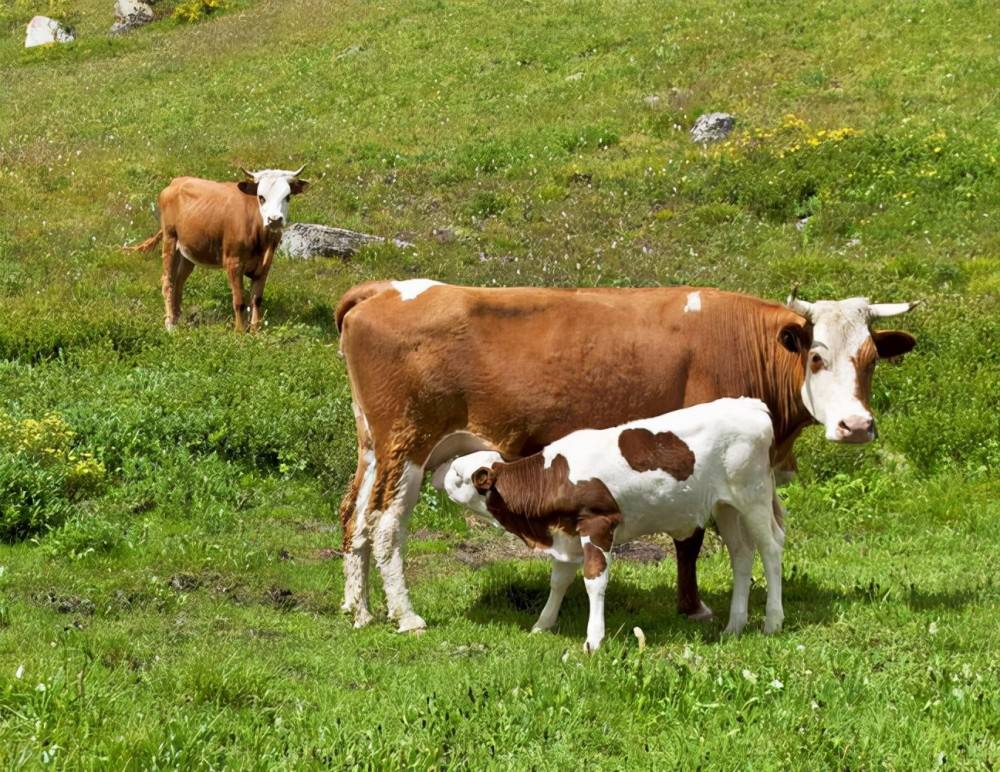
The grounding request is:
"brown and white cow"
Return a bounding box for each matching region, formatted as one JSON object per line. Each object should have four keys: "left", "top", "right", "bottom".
{"left": 128, "top": 167, "right": 309, "bottom": 331}
{"left": 444, "top": 398, "right": 782, "bottom": 651}
{"left": 335, "top": 280, "right": 918, "bottom": 632}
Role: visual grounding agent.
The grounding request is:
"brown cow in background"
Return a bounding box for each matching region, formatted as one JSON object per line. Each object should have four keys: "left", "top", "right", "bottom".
{"left": 128, "top": 166, "right": 309, "bottom": 331}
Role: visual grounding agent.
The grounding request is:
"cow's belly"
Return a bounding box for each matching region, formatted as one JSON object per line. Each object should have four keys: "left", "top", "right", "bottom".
{"left": 178, "top": 242, "right": 222, "bottom": 269}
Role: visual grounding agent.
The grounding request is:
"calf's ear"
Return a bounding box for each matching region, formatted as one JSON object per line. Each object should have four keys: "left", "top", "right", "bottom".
{"left": 290, "top": 179, "right": 310, "bottom": 195}
{"left": 472, "top": 467, "right": 496, "bottom": 495}
{"left": 238, "top": 181, "right": 258, "bottom": 196}
{"left": 872, "top": 330, "right": 916, "bottom": 360}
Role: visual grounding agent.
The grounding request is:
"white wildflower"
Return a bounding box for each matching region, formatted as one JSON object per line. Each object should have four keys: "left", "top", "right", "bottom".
{"left": 15, "top": 665, "right": 24, "bottom": 679}
{"left": 741, "top": 668, "right": 757, "bottom": 684}
{"left": 770, "top": 678, "right": 784, "bottom": 690}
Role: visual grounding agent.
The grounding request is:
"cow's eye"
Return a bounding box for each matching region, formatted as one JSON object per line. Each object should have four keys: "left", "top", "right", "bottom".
{"left": 258, "top": 195, "right": 265, "bottom": 204}
{"left": 284, "top": 194, "right": 291, "bottom": 202}
{"left": 810, "top": 352, "right": 826, "bottom": 372}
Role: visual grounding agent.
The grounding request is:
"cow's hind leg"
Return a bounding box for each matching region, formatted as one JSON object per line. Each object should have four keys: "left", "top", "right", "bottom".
{"left": 581, "top": 535, "right": 612, "bottom": 653}
{"left": 172, "top": 257, "right": 195, "bottom": 326}
{"left": 161, "top": 234, "right": 181, "bottom": 330}
{"left": 675, "top": 529, "right": 713, "bottom": 620}
{"left": 340, "top": 449, "right": 376, "bottom": 627}
{"left": 370, "top": 454, "right": 425, "bottom": 632}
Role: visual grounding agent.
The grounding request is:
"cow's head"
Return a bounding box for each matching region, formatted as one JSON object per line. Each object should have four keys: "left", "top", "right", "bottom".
{"left": 238, "top": 165, "right": 309, "bottom": 231}
{"left": 780, "top": 293, "right": 918, "bottom": 443}
{"left": 444, "top": 451, "right": 503, "bottom": 517}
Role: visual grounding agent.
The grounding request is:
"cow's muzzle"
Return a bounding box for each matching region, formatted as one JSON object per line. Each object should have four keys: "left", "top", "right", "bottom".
{"left": 266, "top": 216, "right": 285, "bottom": 230}
{"left": 835, "top": 415, "right": 875, "bottom": 444}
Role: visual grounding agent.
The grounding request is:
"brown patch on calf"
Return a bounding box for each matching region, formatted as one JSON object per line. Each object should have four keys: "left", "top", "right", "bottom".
{"left": 483, "top": 454, "right": 620, "bottom": 552}
{"left": 583, "top": 542, "right": 607, "bottom": 579}
{"left": 618, "top": 428, "right": 696, "bottom": 480}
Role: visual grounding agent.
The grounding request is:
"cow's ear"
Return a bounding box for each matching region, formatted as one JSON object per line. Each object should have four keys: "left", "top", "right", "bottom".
{"left": 873, "top": 330, "right": 916, "bottom": 360}
{"left": 238, "top": 181, "right": 258, "bottom": 196}
{"left": 778, "top": 323, "right": 809, "bottom": 354}
{"left": 289, "top": 179, "right": 310, "bottom": 195}
{"left": 472, "top": 467, "right": 496, "bottom": 495}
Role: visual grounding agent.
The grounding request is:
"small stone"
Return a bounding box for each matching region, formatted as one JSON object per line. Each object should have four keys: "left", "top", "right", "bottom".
{"left": 25, "top": 16, "right": 75, "bottom": 47}
{"left": 111, "top": 0, "right": 154, "bottom": 35}
{"left": 691, "top": 112, "right": 736, "bottom": 144}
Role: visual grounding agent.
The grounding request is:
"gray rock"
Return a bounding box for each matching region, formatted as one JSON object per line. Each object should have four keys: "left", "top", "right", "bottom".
{"left": 691, "top": 112, "right": 735, "bottom": 144}
{"left": 277, "top": 223, "right": 414, "bottom": 260}
{"left": 25, "top": 15, "right": 74, "bottom": 47}
{"left": 110, "top": 0, "right": 154, "bottom": 35}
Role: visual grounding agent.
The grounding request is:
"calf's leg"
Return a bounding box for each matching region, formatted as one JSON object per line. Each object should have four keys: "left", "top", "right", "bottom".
{"left": 582, "top": 536, "right": 611, "bottom": 652}
{"left": 340, "top": 449, "right": 376, "bottom": 627}
{"left": 742, "top": 499, "right": 785, "bottom": 634}
{"left": 532, "top": 533, "right": 583, "bottom": 632}
{"left": 171, "top": 257, "right": 195, "bottom": 326}
{"left": 715, "top": 505, "right": 755, "bottom": 636}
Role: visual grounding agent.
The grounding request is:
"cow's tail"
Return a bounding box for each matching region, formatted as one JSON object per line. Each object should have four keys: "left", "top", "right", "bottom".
{"left": 335, "top": 280, "right": 395, "bottom": 333}
{"left": 125, "top": 229, "right": 163, "bottom": 253}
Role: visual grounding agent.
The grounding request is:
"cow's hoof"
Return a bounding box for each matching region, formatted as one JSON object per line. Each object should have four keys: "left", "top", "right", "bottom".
{"left": 763, "top": 617, "right": 784, "bottom": 635}
{"left": 685, "top": 602, "right": 714, "bottom": 622}
{"left": 722, "top": 619, "right": 746, "bottom": 637}
{"left": 584, "top": 639, "right": 601, "bottom": 654}
{"left": 352, "top": 608, "right": 374, "bottom": 628}
{"left": 396, "top": 613, "right": 427, "bottom": 633}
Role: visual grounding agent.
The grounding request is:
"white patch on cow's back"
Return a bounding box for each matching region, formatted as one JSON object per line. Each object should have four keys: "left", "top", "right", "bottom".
{"left": 392, "top": 279, "right": 443, "bottom": 301}
{"left": 683, "top": 291, "right": 702, "bottom": 313}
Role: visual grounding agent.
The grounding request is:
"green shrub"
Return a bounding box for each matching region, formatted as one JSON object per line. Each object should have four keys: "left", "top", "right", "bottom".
{"left": 172, "top": 0, "right": 225, "bottom": 23}
{"left": 0, "top": 412, "right": 106, "bottom": 542}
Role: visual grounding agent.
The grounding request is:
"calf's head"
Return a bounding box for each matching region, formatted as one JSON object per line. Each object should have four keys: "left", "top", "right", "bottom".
{"left": 238, "top": 165, "right": 309, "bottom": 231}
{"left": 444, "top": 451, "right": 503, "bottom": 517}
{"left": 782, "top": 294, "right": 918, "bottom": 443}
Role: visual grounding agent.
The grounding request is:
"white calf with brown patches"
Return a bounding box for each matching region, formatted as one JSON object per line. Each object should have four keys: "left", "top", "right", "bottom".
{"left": 445, "top": 398, "right": 783, "bottom": 651}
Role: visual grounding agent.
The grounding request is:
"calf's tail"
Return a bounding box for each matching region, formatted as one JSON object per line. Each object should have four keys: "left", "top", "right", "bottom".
{"left": 125, "top": 229, "right": 163, "bottom": 253}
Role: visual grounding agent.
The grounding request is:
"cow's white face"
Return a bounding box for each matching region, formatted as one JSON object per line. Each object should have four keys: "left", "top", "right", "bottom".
{"left": 444, "top": 451, "right": 503, "bottom": 517}
{"left": 788, "top": 296, "right": 917, "bottom": 443}
{"left": 238, "top": 166, "right": 309, "bottom": 231}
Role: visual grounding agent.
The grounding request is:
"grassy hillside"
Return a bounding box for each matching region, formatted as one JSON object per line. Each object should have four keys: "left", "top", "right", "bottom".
{"left": 1, "top": 0, "right": 998, "bottom": 766}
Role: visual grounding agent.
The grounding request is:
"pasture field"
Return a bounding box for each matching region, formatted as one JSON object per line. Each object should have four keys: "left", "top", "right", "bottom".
{"left": 1, "top": 0, "right": 999, "bottom": 766}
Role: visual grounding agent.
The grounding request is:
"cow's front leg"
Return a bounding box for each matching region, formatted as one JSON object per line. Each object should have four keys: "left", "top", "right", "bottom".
{"left": 371, "top": 459, "right": 425, "bottom": 632}
{"left": 248, "top": 251, "right": 273, "bottom": 332}
{"left": 675, "top": 528, "right": 713, "bottom": 620}
{"left": 533, "top": 535, "right": 582, "bottom": 632}
{"left": 224, "top": 260, "right": 247, "bottom": 332}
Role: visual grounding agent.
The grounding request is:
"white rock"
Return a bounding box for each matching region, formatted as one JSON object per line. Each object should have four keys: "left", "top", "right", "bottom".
{"left": 691, "top": 112, "right": 736, "bottom": 144}
{"left": 111, "top": 0, "right": 154, "bottom": 35}
{"left": 277, "top": 223, "right": 414, "bottom": 260}
{"left": 25, "top": 16, "right": 75, "bottom": 48}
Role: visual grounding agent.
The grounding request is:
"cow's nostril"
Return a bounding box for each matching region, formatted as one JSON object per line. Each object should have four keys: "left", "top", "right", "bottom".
{"left": 838, "top": 420, "right": 850, "bottom": 433}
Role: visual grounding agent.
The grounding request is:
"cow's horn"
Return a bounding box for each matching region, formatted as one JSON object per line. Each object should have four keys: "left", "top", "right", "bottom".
{"left": 786, "top": 286, "right": 813, "bottom": 319}
{"left": 290, "top": 164, "right": 306, "bottom": 177}
{"left": 239, "top": 166, "right": 257, "bottom": 180}
{"left": 868, "top": 300, "right": 921, "bottom": 319}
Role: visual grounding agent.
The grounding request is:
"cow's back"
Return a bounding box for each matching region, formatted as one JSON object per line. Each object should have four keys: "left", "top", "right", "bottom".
{"left": 339, "top": 282, "right": 802, "bottom": 460}
{"left": 158, "top": 177, "right": 261, "bottom": 255}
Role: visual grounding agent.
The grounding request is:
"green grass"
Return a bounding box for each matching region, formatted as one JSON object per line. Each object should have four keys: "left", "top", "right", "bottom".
{"left": 1, "top": 0, "right": 999, "bottom": 766}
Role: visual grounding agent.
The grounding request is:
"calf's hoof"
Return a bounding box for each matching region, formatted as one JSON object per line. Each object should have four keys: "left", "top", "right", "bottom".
{"left": 763, "top": 616, "right": 784, "bottom": 635}
{"left": 396, "top": 612, "right": 427, "bottom": 633}
{"left": 685, "top": 602, "right": 714, "bottom": 622}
